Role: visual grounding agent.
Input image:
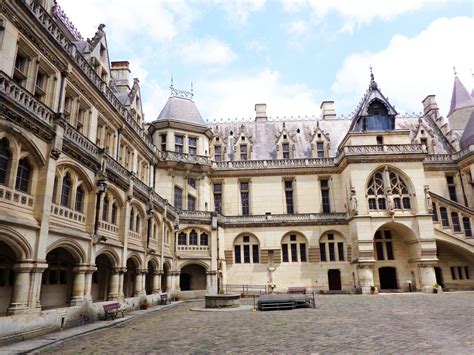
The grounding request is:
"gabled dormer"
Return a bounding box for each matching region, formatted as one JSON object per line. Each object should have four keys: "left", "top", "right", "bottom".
{"left": 86, "top": 24, "right": 111, "bottom": 84}
{"left": 233, "top": 125, "right": 253, "bottom": 160}
{"left": 310, "top": 122, "right": 331, "bottom": 158}
{"left": 128, "top": 78, "right": 145, "bottom": 128}
{"left": 211, "top": 127, "right": 227, "bottom": 161}
{"left": 275, "top": 123, "right": 295, "bottom": 159}
{"left": 412, "top": 119, "right": 435, "bottom": 153}
{"left": 350, "top": 69, "right": 397, "bottom": 132}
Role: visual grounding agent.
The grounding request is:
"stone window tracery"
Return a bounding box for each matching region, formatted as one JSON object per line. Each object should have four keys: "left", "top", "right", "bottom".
{"left": 367, "top": 167, "right": 412, "bottom": 212}
{"left": 234, "top": 235, "right": 259, "bottom": 263}
{"left": 319, "top": 233, "right": 345, "bottom": 262}
{"left": 281, "top": 233, "right": 307, "bottom": 263}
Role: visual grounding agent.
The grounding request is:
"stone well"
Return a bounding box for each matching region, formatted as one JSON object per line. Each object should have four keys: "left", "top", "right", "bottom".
{"left": 205, "top": 294, "right": 240, "bottom": 308}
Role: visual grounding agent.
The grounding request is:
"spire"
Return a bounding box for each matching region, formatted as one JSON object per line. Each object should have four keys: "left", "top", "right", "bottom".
{"left": 448, "top": 71, "right": 474, "bottom": 116}
{"left": 369, "top": 65, "right": 378, "bottom": 89}
{"left": 471, "top": 69, "right": 474, "bottom": 98}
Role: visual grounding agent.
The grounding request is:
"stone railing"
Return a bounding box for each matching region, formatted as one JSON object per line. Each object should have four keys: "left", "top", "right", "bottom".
{"left": 213, "top": 157, "right": 335, "bottom": 170}
{"left": 430, "top": 192, "right": 473, "bottom": 240}
{"left": 222, "top": 212, "right": 346, "bottom": 226}
{"left": 0, "top": 71, "right": 54, "bottom": 126}
{"left": 0, "top": 185, "right": 34, "bottom": 209}
{"left": 340, "top": 144, "right": 423, "bottom": 157}
{"left": 177, "top": 245, "right": 209, "bottom": 251}
{"left": 425, "top": 146, "right": 474, "bottom": 163}
{"left": 128, "top": 230, "right": 142, "bottom": 241}
{"left": 105, "top": 154, "right": 130, "bottom": 178}
{"left": 50, "top": 203, "right": 86, "bottom": 223}
{"left": 22, "top": 0, "right": 156, "bottom": 151}
{"left": 99, "top": 220, "right": 118, "bottom": 234}
{"left": 160, "top": 151, "right": 211, "bottom": 166}
{"left": 52, "top": 3, "right": 83, "bottom": 41}
{"left": 64, "top": 123, "right": 99, "bottom": 158}
{"left": 132, "top": 175, "right": 150, "bottom": 196}
{"left": 178, "top": 210, "right": 213, "bottom": 222}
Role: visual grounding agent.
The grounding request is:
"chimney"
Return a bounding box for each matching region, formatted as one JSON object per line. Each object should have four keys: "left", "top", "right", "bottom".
{"left": 320, "top": 101, "right": 336, "bottom": 120}
{"left": 255, "top": 103, "right": 267, "bottom": 122}
{"left": 110, "top": 61, "right": 130, "bottom": 93}
{"left": 422, "top": 95, "right": 439, "bottom": 116}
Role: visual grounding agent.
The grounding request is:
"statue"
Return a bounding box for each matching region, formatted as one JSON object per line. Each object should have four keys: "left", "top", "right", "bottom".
{"left": 424, "top": 185, "right": 433, "bottom": 213}
{"left": 387, "top": 190, "right": 395, "bottom": 216}
{"left": 349, "top": 187, "right": 358, "bottom": 215}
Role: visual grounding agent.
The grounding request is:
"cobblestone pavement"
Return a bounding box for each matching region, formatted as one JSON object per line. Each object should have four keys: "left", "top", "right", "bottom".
{"left": 41, "top": 293, "right": 474, "bottom": 354}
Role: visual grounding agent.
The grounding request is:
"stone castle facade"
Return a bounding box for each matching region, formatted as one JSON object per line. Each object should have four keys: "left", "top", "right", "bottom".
{"left": 0, "top": 0, "right": 473, "bottom": 343}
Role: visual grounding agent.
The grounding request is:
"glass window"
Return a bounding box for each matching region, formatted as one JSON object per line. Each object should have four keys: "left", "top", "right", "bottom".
{"left": 160, "top": 134, "right": 167, "bottom": 151}
{"left": 320, "top": 243, "right": 327, "bottom": 262}
{"left": 463, "top": 217, "right": 472, "bottom": 237}
{"left": 240, "top": 182, "right": 249, "bottom": 216}
{"left": 178, "top": 232, "right": 187, "bottom": 245}
{"left": 316, "top": 142, "right": 324, "bottom": 158}
{"left": 282, "top": 244, "right": 289, "bottom": 262}
{"left": 243, "top": 245, "right": 250, "bottom": 263}
{"left": 285, "top": 180, "right": 294, "bottom": 214}
{"left": 15, "top": 158, "right": 31, "bottom": 193}
{"left": 234, "top": 245, "right": 241, "bottom": 263}
{"left": 252, "top": 244, "right": 259, "bottom": 263}
{"left": 446, "top": 176, "right": 457, "bottom": 202}
{"left": 0, "top": 139, "right": 10, "bottom": 185}
{"left": 61, "top": 175, "right": 71, "bottom": 207}
{"left": 174, "top": 186, "right": 183, "bottom": 209}
{"left": 321, "top": 179, "right": 330, "bottom": 213}
{"left": 111, "top": 203, "right": 117, "bottom": 225}
{"left": 240, "top": 145, "right": 248, "bottom": 160}
{"left": 451, "top": 213, "right": 461, "bottom": 232}
{"left": 214, "top": 183, "right": 222, "bottom": 214}
{"left": 75, "top": 186, "right": 84, "bottom": 212}
{"left": 102, "top": 196, "right": 109, "bottom": 221}
{"left": 214, "top": 145, "right": 222, "bottom": 161}
{"left": 234, "top": 235, "right": 259, "bottom": 263}
{"left": 188, "top": 137, "right": 197, "bottom": 156}
{"left": 200, "top": 233, "right": 208, "bottom": 246}
{"left": 440, "top": 207, "right": 449, "bottom": 227}
{"left": 187, "top": 178, "right": 196, "bottom": 189}
{"left": 282, "top": 143, "right": 290, "bottom": 159}
{"left": 174, "top": 135, "right": 184, "bottom": 153}
{"left": 187, "top": 194, "right": 196, "bottom": 211}
{"left": 189, "top": 230, "right": 198, "bottom": 245}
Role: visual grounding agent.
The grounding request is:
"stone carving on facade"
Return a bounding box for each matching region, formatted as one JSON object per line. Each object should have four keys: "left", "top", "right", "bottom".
{"left": 349, "top": 187, "right": 358, "bottom": 215}
{"left": 424, "top": 185, "right": 433, "bottom": 213}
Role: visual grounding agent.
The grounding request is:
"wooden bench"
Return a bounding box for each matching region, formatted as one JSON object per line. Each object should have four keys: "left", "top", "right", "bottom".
{"left": 160, "top": 293, "right": 170, "bottom": 305}
{"left": 103, "top": 302, "right": 125, "bottom": 320}
{"left": 288, "top": 287, "right": 307, "bottom": 294}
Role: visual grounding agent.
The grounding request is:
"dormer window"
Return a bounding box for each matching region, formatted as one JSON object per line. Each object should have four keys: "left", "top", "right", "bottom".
{"left": 188, "top": 137, "right": 197, "bottom": 155}
{"left": 175, "top": 135, "right": 184, "bottom": 153}
{"left": 282, "top": 143, "right": 290, "bottom": 159}
{"left": 240, "top": 145, "right": 248, "bottom": 160}
{"left": 363, "top": 100, "right": 393, "bottom": 131}
{"left": 214, "top": 145, "right": 222, "bottom": 162}
{"left": 316, "top": 143, "right": 324, "bottom": 158}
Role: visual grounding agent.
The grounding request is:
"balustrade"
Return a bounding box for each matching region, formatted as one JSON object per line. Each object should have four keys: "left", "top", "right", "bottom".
{"left": 50, "top": 203, "right": 86, "bottom": 223}
{"left": 0, "top": 185, "right": 34, "bottom": 209}
{"left": 430, "top": 192, "right": 473, "bottom": 239}
{"left": 64, "top": 124, "right": 99, "bottom": 158}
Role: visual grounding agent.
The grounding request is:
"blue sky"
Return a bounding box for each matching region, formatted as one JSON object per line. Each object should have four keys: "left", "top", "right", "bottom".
{"left": 60, "top": 0, "right": 473, "bottom": 122}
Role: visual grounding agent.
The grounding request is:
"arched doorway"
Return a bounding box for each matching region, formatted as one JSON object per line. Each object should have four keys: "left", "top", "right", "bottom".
{"left": 436, "top": 240, "right": 474, "bottom": 290}
{"left": 434, "top": 267, "right": 444, "bottom": 288}
{"left": 145, "top": 261, "right": 155, "bottom": 295}
{"left": 123, "top": 258, "right": 138, "bottom": 298}
{"left": 328, "top": 269, "right": 342, "bottom": 291}
{"left": 92, "top": 254, "right": 113, "bottom": 302}
{"left": 0, "top": 241, "right": 15, "bottom": 316}
{"left": 180, "top": 264, "right": 206, "bottom": 291}
{"left": 161, "top": 262, "right": 170, "bottom": 292}
{"left": 379, "top": 267, "right": 398, "bottom": 289}
{"left": 41, "top": 248, "right": 76, "bottom": 308}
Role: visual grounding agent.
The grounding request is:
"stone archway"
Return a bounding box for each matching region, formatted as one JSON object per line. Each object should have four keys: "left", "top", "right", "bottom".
{"left": 92, "top": 254, "right": 114, "bottom": 302}
{"left": 145, "top": 261, "right": 156, "bottom": 295}
{"left": 123, "top": 258, "right": 139, "bottom": 298}
{"left": 40, "top": 247, "right": 77, "bottom": 308}
{"left": 436, "top": 240, "right": 474, "bottom": 290}
{"left": 180, "top": 264, "right": 206, "bottom": 291}
{"left": 161, "top": 262, "right": 170, "bottom": 292}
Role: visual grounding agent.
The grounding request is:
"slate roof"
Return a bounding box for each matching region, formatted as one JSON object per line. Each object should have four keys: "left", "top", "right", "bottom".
{"left": 156, "top": 96, "right": 206, "bottom": 126}
{"left": 448, "top": 76, "right": 474, "bottom": 116}
{"left": 460, "top": 112, "right": 474, "bottom": 149}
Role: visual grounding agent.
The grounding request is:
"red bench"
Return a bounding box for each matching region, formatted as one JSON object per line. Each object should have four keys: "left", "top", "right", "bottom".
{"left": 288, "top": 287, "right": 307, "bottom": 294}
{"left": 103, "top": 302, "right": 125, "bottom": 320}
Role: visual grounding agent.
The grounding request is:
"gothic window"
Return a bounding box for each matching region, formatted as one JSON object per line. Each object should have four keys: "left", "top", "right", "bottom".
{"left": 0, "top": 139, "right": 10, "bottom": 185}
{"left": 285, "top": 180, "right": 294, "bottom": 214}
{"left": 214, "top": 183, "right": 222, "bottom": 214}
{"left": 15, "top": 158, "right": 31, "bottom": 193}
{"left": 432, "top": 203, "right": 438, "bottom": 222}
{"left": 75, "top": 185, "right": 84, "bottom": 212}
{"left": 319, "top": 233, "right": 345, "bottom": 262}
{"left": 234, "top": 235, "right": 259, "bottom": 264}
{"left": 200, "top": 233, "right": 208, "bottom": 246}
{"left": 59, "top": 176, "right": 72, "bottom": 209}
{"left": 135, "top": 214, "right": 141, "bottom": 233}
{"left": 111, "top": 203, "right": 117, "bottom": 225}
{"left": 102, "top": 196, "right": 109, "bottom": 221}
{"left": 451, "top": 212, "right": 461, "bottom": 232}
{"left": 367, "top": 168, "right": 411, "bottom": 212}
{"left": 439, "top": 207, "right": 449, "bottom": 227}
{"left": 364, "top": 100, "right": 393, "bottom": 131}
{"left": 189, "top": 229, "right": 198, "bottom": 245}
{"left": 374, "top": 230, "right": 394, "bottom": 260}
{"left": 129, "top": 207, "right": 135, "bottom": 231}
{"left": 282, "top": 234, "right": 307, "bottom": 262}
{"left": 174, "top": 186, "right": 183, "bottom": 209}
{"left": 178, "top": 232, "right": 186, "bottom": 245}
{"left": 240, "top": 182, "right": 249, "bottom": 216}
{"left": 463, "top": 217, "right": 472, "bottom": 237}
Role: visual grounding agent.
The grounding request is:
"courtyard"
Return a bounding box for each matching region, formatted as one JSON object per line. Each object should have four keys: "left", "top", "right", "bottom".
{"left": 40, "top": 293, "right": 473, "bottom": 354}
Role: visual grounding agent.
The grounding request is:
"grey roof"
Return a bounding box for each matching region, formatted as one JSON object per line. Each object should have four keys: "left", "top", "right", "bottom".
{"left": 211, "top": 114, "right": 450, "bottom": 161}
{"left": 115, "top": 92, "right": 129, "bottom": 105}
{"left": 156, "top": 96, "right": 206, "bottom": 126}
{"left": 448, "top": 76, "right": 474, "bottom": 116}
{"left": 460, "top": 112, "right": 474, "bottom": 149}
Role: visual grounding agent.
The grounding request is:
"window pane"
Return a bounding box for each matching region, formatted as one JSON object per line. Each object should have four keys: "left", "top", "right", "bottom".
{"left": 252, "top": 244, "right": 259, "bottom": 263}
{"left": 234, "top": 245, "right": 241, "bottom": 263}
{"left": 450, "top": 267, "right": 456, "bottom": 280}
{"left": 282, "top": 244, "right": 289, "bottom": 262}
{"left": 15, "top": 158, "right": 31, "bottom": 193}
{"left": 102, "top": 197, "right": 108, "bottom": 221}
{"left": 75, "top": 186, "right": 83, "bottom": 212}
{"left": 241, "top": 192, "right": 249, "bottom": 216}
{"left": 451, "top": 213, "right": 461, "bottom": 232}
{"left": 376, "top": 242, "right": 384, "bottom": 260}
{"left": 189, "top": 230, "right": 197, "bottom": 245}
{"left": 386, "top": 242, "right": 394, "bottom": 260}
{"left": 0, "top": 140, "right": 10, "bottom": 184}
{"left": 243, "top": 245, "right": 250, "bottom": 263}
{"left": 286, "top": 191, "right": 294, "bottom": 214}
{"left": 174, "top": 186, "right": 183, "bottom": 209}
{"left": 463, "top": 217, "right": 472, "bottom": 237}
{"left": 322, "top": 190, "right": 330, "bottom": 213}
{"left": 440, "top": 208, "right": 449, "bottom": 227}
{"left": 402, "top": 197, "right": 411, "bottom": 209}
{"left": 337, "top": 242, "right": 344, "bottom": 261}
{"left": 378, "top": 198, "right": 386, "bottom": 210}
{"left": 328, "top": 242, "right": 335, "bottom": 261}
{"left": 291, "top": 243, "right": 298, "bottom": 262}
{"left": 178, "top": 232, "right": 186, "bottom": 245}
{"left": 61, "top": 176, "right": 71, "bottom": 207}
{"left": 200, "top": 233, "right": 208, "bottom": 246}
{"left": 300, "top": 244, "right": 307, "bottom": 262}
{"left": 432, "top": 203, "right": 438, "bottom": 222}
{"left": 320, "top": 243, "right": 327, "bottom": 262}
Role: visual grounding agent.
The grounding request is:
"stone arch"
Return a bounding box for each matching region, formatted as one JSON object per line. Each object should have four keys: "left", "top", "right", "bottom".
{"left": 55, "top": 161, "right": 94, "bottom": 192}
{"left": 161, "top": 259, "right": 172, "bottom": 292}
{"left": 0, "top": 128, "right": 46, "bottom": 167}
{"left": 318, "top": 229, "right": 346, "bottom": 243}
{"left": 106, "top": 184, "right": 125, "bottom": 207}
{"left": 281, "top": 231, "right": 309, "bottom": 263}
{"left": 95, "top": 246, "right": 120, "bottom": 267}
{"left": 46, "top": 239, "right": 86, "bottom": 264}
{"left": 0, "top": 226, "right": 33, "bottom": 260}
{"left": 126, "top": 252, "right": 143, "bottom": 269}
{"left": 365, "top": 165, "right": 416, "bottom": 197}
{"left": 281, "top": 231, "right": 309, "bottom": 244}
{"left": 318, "top": 230, "right": 347, "bottom": 262}
{"left": 179, "top": 262, "right": 208, "bottom": 291}
{"left": 435, "top": 240, "right": 474, "bottom": 290}
{"left": 233, "top": 231, "right": 262, "bottom": 245}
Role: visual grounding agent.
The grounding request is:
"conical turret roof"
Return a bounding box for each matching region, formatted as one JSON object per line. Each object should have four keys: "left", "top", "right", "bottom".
{"left": 448, "top": 76, "right": 474, "bottom": 116}
{"left": 460, "top": 111, "right": 474, "bottom": 149}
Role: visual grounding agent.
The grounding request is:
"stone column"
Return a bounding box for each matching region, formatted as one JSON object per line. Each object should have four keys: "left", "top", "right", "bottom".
{"left": 169, "top": 271, "right": 179, "bottom": 293}
{"left": 418, "top": 264, "right": 437, "bottom": 293}
{"left": 7, "top": 262, "right": 33, "bottom": 315}
{"left": 134, "top": 270, "right": 146, "bottom": 296}
{"left": 153, "top": 271, "right": 162, "bottom": 294}
{"left": 70, "top": 266, "right": 87, "bottom": 306}
{"left": 84, "top": 267, "right": 96, "bottom": 302}
{"left": 357, "top": 264, "right": 375, "bottom": 294}
{"left": 118, "top": 269, "right": 125, "bottom": 299}
{"left": 30, "top": 262, "right": 48, "bottom": 311}
{"left": 206, "top": 270, "right": 218, "bottom": 294}
{"left": 108, "top": 269, "right": 120, "bottom": 301}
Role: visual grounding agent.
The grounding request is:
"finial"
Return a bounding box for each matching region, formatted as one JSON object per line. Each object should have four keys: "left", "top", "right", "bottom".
{"left": 369, "top": 65, "right": 374, "bottom": 81}
{"left": 170, "top": 76, "right": 174, "bottom": 89}
{"left": 191, "top": 81, "right": 193, "bottom": 94}
{"left": 369, "top": 65, "right": 377, "bottom": 89}
{"left": 453, "top": 66, "right": 457, "bottom": 76}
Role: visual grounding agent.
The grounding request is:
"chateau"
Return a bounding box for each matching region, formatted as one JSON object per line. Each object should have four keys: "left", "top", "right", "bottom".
{"left": 0, "top": 0, "right": 473, "bottom": 342}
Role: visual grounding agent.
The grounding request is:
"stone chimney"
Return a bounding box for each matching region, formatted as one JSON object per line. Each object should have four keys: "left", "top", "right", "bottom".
{"left": 255, "top": 103, "right": 268, "bottom": 122}
{"left": 422, "top": 95, "right": 439, "bottom": 117}
{"left": 320, "top": 101, "right": 336, "bottom": 119}
{"left": 111, "top": 61, "right": 130, "bottom": 93}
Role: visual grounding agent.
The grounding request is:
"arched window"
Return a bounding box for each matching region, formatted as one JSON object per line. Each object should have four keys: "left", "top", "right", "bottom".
{"left": 60, "top": 175, "right": 71, "bottom": 207}
{"left": 0, "top": 139, "right": 10, "bottom": 185}
{"left": 178, "top": 232, "right": 186, "bottom": 245}
{"left": 111, "top": 203, "right": 117, "bottom": 225}
{"left": 135, "top": 214, "right": 141, "bottom": 233}
{"left": 451, "top": 212, "right": 461, "bottom": 232}
{"left": 463, "top": 217, "right": 472, "bottom": 237}
{"left": 234, "top": 235, "right": 259, "bottom": 263}
{"left": 200, "top": 233, "right": 208, "bottom": 246}
{"left": 281, "top": 234, "right": 307, "bottom": 262}
{"left": 129, "top": 207, "right": 135, "bottom": 230}
{"left": 367, "top": 168, "right": 411, "bottom": 212}
{"left": 15, "top": 158, "right": 31, "bottom": 193}
{"left": 319, "top": 233, "right": 345, "bottom": 262}
{"left": 102, "top": 196, "right": 109, "bottom": 221}
{"left": 75, "top": 185, "right": 84, "bottom": 212}
{"left": 189, "top": 229, "right": 198, "bottom": 245}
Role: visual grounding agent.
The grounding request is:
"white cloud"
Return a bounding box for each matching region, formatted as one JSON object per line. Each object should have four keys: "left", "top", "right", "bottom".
{"left": 281, "top": 0, "right": 448, "bottom": 32}
{"left": 331, "top": 17, "right": 474, "bottom": 117}
{"left": 195, "top": 69, "right": 321, "bottom": 120}
{"left": 287, "top": 20, "right": 310, "bottom": 37}
{"left": 180, "top": 38, "right": 236, "bottom": 66}
{"left": 212, "top": 0, "right": 266, "bottom": 24}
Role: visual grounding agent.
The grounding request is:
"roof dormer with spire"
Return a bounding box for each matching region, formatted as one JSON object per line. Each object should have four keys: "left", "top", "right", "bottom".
{"left": 447, "top": 68, "right": 474, "bottom": 138}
